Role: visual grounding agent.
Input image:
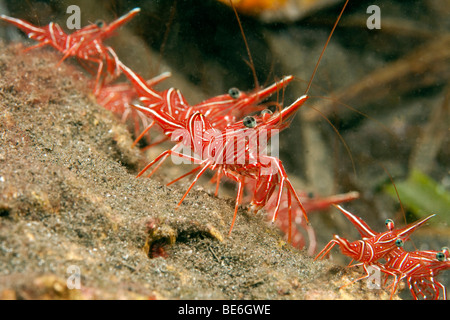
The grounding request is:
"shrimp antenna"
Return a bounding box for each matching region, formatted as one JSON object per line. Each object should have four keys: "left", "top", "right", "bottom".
{"left": 378, "top": 162, "right": 407, "bottom": 225}
{"left": 158, "top": 1, "right": 177, "bottom": 72}
{"left": 305, "top": 0, "right": 349, "bottom": 95}
{"left": 308, "top": 104, "right": 356, "bottom": 176}
{"left": 229, "top": 0, "right": 260, "bottom": 90}
{"left": 377, "top": 162, "right": 422, "bottom": 252}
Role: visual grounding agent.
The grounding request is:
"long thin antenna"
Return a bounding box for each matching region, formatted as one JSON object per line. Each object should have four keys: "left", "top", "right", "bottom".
{"left": 229, "top": 0, "right": 260, "bottom": 89}
{"left": 305, "top": 0, "right": 349, "bottom": 95}
{"left": 158, "top": 1, "right": 177, "bottom": 72}
{"left": 308, "top": 105, "right": 356, "bottom": 177}
{"left": 378, "top": 162, "right": 407, "bottom": 225}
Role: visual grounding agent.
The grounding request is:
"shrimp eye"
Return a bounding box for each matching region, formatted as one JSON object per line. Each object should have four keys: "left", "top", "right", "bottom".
{"left": 95, "top": 20, "right": 105, "bottom": 28}
{"left": 261, "top": 109, "right": 273, "bottom": 122}
{"left": 228, "top": 87, "right": 241, "bottom": 99}
{"left": 243, "top": 116, "right": 256, "bottom": 128}
{"left": 385, "top": 219, "right": 394, "bottom": 231}
{"left": 436, "top": 252, "right": 446, "bottom": 261}
{"left": 395, "top": 238, "right": 404, "bottom": 247}
{"left": 261, "top": 109, "right": 273, "bottom": 116}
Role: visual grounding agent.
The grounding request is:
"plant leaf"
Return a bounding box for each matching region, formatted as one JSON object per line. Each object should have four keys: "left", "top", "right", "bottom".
{"left": 384, "top": 169, "right": 450, "bottom": 225}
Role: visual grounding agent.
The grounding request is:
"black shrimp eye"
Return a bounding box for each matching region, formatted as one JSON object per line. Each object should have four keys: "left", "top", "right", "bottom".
{"left": 395, "top": 238, "right": 404, "bottom": 247}
{"left": 436, "top": 252, "right": 446, "bottom": 261}
{"left": 228, "top": 87, "right": 241, "bottom": 99}
{"left": 95, "top": 20, "right": 105, "bottom": 28}
{"left": 243, "top": 116, "right": 256, "bottom": 128}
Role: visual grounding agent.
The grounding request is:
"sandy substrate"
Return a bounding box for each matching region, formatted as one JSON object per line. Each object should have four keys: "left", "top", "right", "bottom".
{"left": 0, "top": 43, "right": 398, "bottom": 300}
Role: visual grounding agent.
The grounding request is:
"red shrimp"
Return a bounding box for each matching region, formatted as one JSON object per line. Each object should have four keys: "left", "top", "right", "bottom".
{"left": 132, "top": 94, "right": 311, "bottom": 236}
{"left": 315, "top": 204, "right": 435, "bottom": 289}
{"left": 0, "top": 8, "right": 141, "bottom": 93}
{"left": 382, "top": 247, "right": 450, "bottom": 300}
{"left": 324, "top": 169, "right": 449, "bottom": 299}
{"left": 117, "top": 60, "right": 294, "bottom": 147}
